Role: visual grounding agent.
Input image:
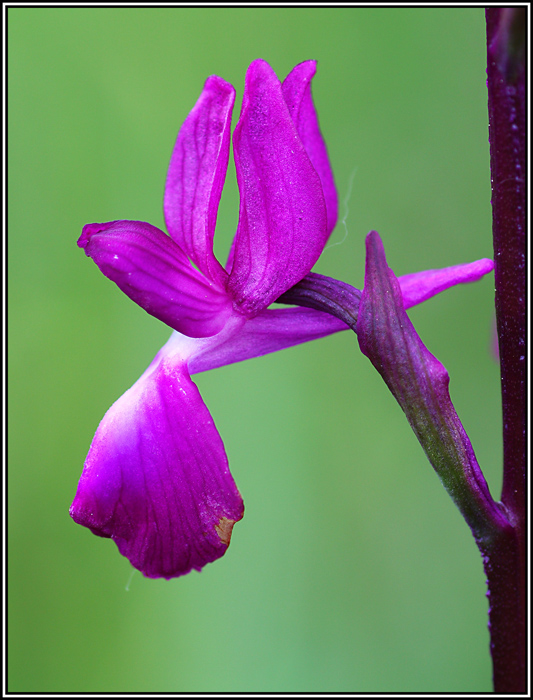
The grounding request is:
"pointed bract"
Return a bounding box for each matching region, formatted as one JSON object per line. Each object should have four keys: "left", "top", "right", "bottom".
{"left": 356, "top": 232, "right": 506, "bottom": 541}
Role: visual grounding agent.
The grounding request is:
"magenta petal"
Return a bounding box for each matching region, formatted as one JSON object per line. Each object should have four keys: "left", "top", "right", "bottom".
{"left": 282, "top": 61, "right": 338, "bottom": 236}
{"left": 164, "top": 75, "right": 235, "bottom": 286}
{"left": 79, "top": 221, "right": 234, "bottom": 338}
{"left": 70, "top": 355, "right": 244, "bottom": 580}
{"left": 399, "top": 258, "right": 494, "bottom": 309}
{"left": 185, "top": 307, "right": 348, "bottom": 374}
{"left": 228, "top": 59, "right": 328, "bottom": 315}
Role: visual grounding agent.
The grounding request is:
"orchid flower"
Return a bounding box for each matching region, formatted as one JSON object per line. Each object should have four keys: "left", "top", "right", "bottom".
{"left": 71, "top": 59, "right": 494, "bottom": 580}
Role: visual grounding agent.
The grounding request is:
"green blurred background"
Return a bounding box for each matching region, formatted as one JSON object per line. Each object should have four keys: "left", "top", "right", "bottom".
{"left": 8, "top": 7, "right": 501, "bottom": 693}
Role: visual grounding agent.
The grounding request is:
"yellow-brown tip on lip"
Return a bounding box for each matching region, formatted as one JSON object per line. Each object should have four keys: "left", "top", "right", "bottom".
{"left": 215, "top": 517, "right": 236, "bottom": 547}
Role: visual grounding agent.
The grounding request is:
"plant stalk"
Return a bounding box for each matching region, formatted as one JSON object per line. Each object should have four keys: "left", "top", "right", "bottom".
{"left": 484, "top": 7, "right": 526, "bottom": 692}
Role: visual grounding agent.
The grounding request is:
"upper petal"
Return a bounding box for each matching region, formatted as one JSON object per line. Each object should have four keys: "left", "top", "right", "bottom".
{"left": 70, "top": 353, "right": 244, "bottom": 579}
{"left": 79, "top": 220, "right": 234, "bottom": 338}
{"left": 228, "top": 59, "right": 328, "bottom": 315}
{"left": 164, "top": 75, "right": 235, "bottom": 286}
{"left": 282, "top": 61, "right": 338, "bottom": 236}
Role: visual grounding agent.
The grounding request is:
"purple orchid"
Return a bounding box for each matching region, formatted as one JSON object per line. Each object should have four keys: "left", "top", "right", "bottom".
{"left": 71, "top": 59, "right": 495, "bottom": 580}
{"left": 70, "top": 58, "right": 341, "bottom": 579}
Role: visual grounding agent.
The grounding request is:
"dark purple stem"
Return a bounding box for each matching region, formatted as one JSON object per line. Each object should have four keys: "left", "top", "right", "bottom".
{"left": 485, "top": 7, "right": 526, "bottom": 692}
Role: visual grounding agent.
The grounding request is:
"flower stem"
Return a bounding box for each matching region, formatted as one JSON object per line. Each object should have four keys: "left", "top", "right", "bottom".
{"left": 485, "top": 7, "right": 526, "bottom": 692}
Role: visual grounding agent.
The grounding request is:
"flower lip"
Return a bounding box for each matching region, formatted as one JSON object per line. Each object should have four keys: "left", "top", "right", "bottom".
{"left": 70, "top": 356, "right": 244, "bottom": 580}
